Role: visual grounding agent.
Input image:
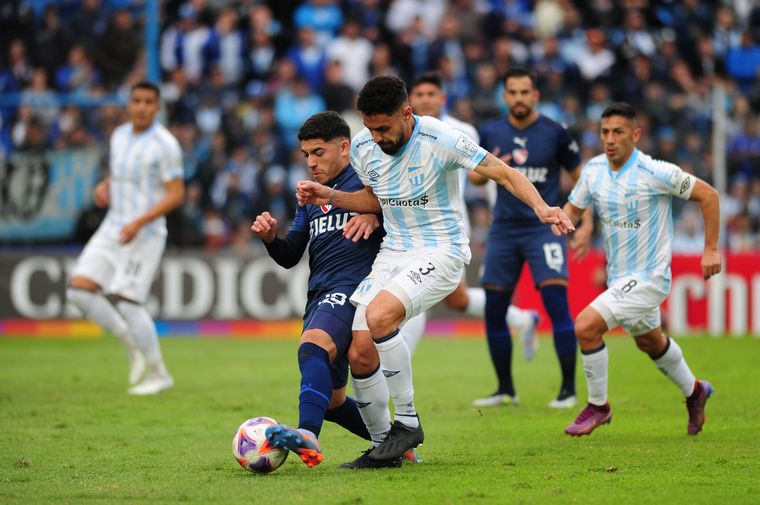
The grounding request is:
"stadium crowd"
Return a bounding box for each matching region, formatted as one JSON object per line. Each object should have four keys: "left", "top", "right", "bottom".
{"left": 1, "top": 0, "right": 759, "bottom": 252}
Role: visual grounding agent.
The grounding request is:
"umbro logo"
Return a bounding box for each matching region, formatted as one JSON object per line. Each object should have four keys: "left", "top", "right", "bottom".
{"left": 368, "top": 170, "right": 379, "bottom": 180}
{"left": 382, "top": 370, "right": 400, "bottom": 378}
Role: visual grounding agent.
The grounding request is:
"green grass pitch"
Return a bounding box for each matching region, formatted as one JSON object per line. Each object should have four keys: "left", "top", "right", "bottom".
{"left": 1, "top": 336, "right": 759, "bottom": 504}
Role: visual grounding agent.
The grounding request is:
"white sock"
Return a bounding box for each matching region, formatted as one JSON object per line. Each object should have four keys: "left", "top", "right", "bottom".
{"left": 582, "top": 345, "right": 608, "bottom": 406}
{"left": 116, "top": 301, "right": 168, "bottom": 376}
{"left": 351, "top": 367, "right": 391, "bottom": 446}
{"left": 401, "top": 312, "right": 426, "bottom": 355}
{"left": 506, "top": 305, "right": 530, "bottom": 329}
{"left": 375, "top": 330, "right": 418, "bottom": 428}
{"left": 67, "top": 288, "right": 136, "bottom": 351}
{"left": 653, "top": 338, "right": 696, "bottom": 397}
{"left": 464, "top": 287, "right": 486, "bottom": 317}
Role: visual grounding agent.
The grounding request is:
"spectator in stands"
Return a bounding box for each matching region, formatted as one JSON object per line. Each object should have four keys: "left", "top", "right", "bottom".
{"left": 205, "top": 7, "right": 245, "bottom": 87}
{"left": 325, "top": 17, "right": 373, "bottom": 91}
{"left": 93, "top": 9, "right": 143, "bottom": 89}
{"left": 56, "top": 45, "right": 101, "bottom": 95}
{"left": 274, "top": 77, "right": 325, "bottom": 150}
{"left": 293, "top": 0, "right": 344, "bottom": 49}
{"left": 287, "top": 27, "right": 328, "bottom": 93}
{"left": 32, "top": 5, "right": 69, "bottom": 81}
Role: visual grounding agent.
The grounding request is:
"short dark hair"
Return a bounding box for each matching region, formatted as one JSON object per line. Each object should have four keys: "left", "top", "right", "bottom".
{"left": 356, "top": 75, "right": 408, "bottom": 116}
{"left": 601, "top": 102, "right": 637, "bottom": 122}
{"left": 298, "top": 111, "right": 351, "bottom": 142}
{"left": 130, "top": 81, "right": 160, "bottom": 98}
{"left": 503, "top": 67, "right": 536, "bottom": 88}
{"left": 410, "top": 72, "right": 442, "bottom": 91}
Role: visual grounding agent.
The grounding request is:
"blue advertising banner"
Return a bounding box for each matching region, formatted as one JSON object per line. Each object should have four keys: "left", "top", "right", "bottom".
{"left": 0, "top": 148, "right": 102, "bottom": 240}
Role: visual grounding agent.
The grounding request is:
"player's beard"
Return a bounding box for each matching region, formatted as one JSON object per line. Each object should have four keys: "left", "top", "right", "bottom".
{"left": 378, "top": 141, "right": 401, "bottom": 155}
{"left": 509, "top": 105, "right": 532, "bottom": 120}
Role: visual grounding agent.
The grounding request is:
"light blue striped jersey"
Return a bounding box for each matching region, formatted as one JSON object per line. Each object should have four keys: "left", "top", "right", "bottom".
{"left": 569, "top": 148, "right": 696, "bottom": 291}
{"left": 102, "top": 122, "right": 184, "bottom": 238}
{"left": 350, "top": 115, "right": 488, "bottom": 263}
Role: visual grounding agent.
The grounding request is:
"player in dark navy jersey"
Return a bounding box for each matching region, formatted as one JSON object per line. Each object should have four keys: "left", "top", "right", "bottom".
{"left": 473, "top": 68, "right": 593, "bottom": 409}
{"left": 251, "top": 112, "right": 405, "bottom": 469}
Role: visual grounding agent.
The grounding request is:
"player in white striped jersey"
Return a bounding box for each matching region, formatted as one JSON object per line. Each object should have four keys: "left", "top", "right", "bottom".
{"left": 561, "top": 103, "right": 720, "bottom": 436}
{"left": 68, "top": 82, "right": 185, "bottom": 395}
{"left": 296, "top": 76, "right": 574, "bottom": 462}
{"left": 404, "top": 72, "right": 538, "bottom": 356}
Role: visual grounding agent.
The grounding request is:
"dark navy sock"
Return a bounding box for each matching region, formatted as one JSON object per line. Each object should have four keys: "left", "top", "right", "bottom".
{"left": 297, "top": 342, "right": 333, "bottom": 438}
{"left": 540, "top": 284, "right": 577, "bottom": 396}
{"left": 485, "top": 289, "right": 515, "bottom": 396}
{"left": 324, "top": 396, "right": 371, "bottom": 441}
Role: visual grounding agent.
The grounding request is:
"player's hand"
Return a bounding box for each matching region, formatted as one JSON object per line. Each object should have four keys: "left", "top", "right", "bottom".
{"left": 250, "top": 212, "right": 278, "bottom": 243}
{"left": 701, "top": 248, "right": 722, "bottom": 280}
{"left": 569, "top": 226, "right": 593, "bottom": 261}
{"left": 119, "top": 219, "right": 144, "bottom": 244}
{"left": 296, "top": 180, "right": 330, "bottom": 207}
{"left": 344, "top": 214, "right": 380, "bottom": 243}
{"left": 93, "top": 180, "right": 110, "bottom": 208}
{"left": 538, "top": 206, "right": 575, "bottom": 235}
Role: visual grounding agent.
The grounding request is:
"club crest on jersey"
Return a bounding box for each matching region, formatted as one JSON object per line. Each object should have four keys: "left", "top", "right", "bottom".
{"left": 512, "top": 136, "right": 529, "bottom": 165}
{"left": 623, "top": 192, "right": 638, "bottom": 210}
{"left": 407, "top": 165, "right": 424, "bottom": 186}
{"left": 320, "top": 204, "right": 332, "bottom": 213}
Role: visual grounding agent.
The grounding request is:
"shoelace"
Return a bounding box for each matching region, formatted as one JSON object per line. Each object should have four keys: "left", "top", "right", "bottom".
{"left": 576, "top": 405, "right": 602, "bottom": 423}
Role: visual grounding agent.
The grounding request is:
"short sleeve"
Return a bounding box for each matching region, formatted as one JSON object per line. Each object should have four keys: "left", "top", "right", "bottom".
{"left": 436, "top": 127, "right": 488, "bottom": 172}
{"left": 558, "top": 125, "right": 582, "bottom": 172}
{"left": 568, "top": 165, "right": 592, "bottom": 209}
{"left": 158, "top": 135, "right": 184, "bottom": 182}
{"left": 349, "top": 140, "right": 371, "bottom": 186}
{"left": 650, "top": 161, "right": 696, "bottom": 200}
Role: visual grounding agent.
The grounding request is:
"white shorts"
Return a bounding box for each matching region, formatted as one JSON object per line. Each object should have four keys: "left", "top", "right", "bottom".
{"left": 351, "top": 247, "right": 464, "bottom": 331}
{"left": 71, "top": 227, "right": 165, "bottom": 304}
{"left": 590, "top": 274, "right": 668, "bottom": 336}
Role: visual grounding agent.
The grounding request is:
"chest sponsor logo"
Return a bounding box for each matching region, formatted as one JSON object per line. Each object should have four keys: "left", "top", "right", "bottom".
{"left": 512, "top": 136, "right": 529, "bottom": 165}
{"left": 379, "top": 195, "right": 429, "bottom": 207}
{"left": 407, "top": 165, "right": 424, "bottom": 186}
{"left": 309, "top": 212, "right": 357, "bottom": 238}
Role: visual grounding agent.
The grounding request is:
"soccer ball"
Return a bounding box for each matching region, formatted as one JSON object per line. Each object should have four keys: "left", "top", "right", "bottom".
{"left": 232, "top": 417, "right": 288, "bottom": 474}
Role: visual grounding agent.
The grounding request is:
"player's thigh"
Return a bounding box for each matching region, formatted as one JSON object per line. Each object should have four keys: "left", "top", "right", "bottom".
{"left": 522, "top": 226, "right": 568, "bottom": 287}
{"left": 590, "top": 275, "right": 668, "bottom": 337}
{"left": 350, "top": 248, "right": 406, "bottom": 332}
{"left": 303, "top": 287, "right": 356, "bottom": 360}
{"left": 443, "top": 279, "right": 468, "bottom": 310}
{"left": 70, "top": 230, "right": 119, "bottom": 290}
{"left": 110, "top": 235, "right": 166, "bottom": 304}
{"left": 480, "top": 225, "right": 523, "bottom": 290}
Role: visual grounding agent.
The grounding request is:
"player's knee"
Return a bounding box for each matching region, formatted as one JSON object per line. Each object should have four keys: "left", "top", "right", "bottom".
{"left": 347, "top": 341, "right": 379, "bottom": 374}
{"left": 574, "top": 314, "right": 601, "bottom": 346}
{"left": 66, "top": 286, "right": 93, "bottom": 312}
{"left": 365, "top": 304, "right": 395, "bottom": 337}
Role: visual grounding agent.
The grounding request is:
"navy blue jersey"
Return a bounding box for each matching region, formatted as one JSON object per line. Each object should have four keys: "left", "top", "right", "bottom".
{"left": 264, "top": 165, "right": 383, "bottom": 293}
{"left": 480, "top": 115, "right": 581, "bottom": 226}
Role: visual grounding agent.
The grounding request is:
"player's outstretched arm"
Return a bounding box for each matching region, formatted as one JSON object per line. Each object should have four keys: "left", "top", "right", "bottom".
{"left": 296, "top": 180, "right": 381, "bottom": 213}
{"left": 474, "top": 153, "right": 575, "bottom": 235}
{"left": 688, "top": 178, "right": 722, "bottom": 280}
{"left": 568, "top": 165, "right": 594, "bottom": 260}
{"left": 119, "top": 178, "right": 185, "bottom": 244}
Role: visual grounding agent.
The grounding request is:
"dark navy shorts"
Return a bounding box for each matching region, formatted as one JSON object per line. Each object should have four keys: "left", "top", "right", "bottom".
{"left": 303, "top": 286, "right": 357, "bottom": 389}
{"left": 481, "top": 222, "right": 568, "bottom": 290}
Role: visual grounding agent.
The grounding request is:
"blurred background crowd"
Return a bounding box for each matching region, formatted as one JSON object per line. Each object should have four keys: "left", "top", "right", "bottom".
{"left": 1, "top": 0, "right": 759, "bottom": 253}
